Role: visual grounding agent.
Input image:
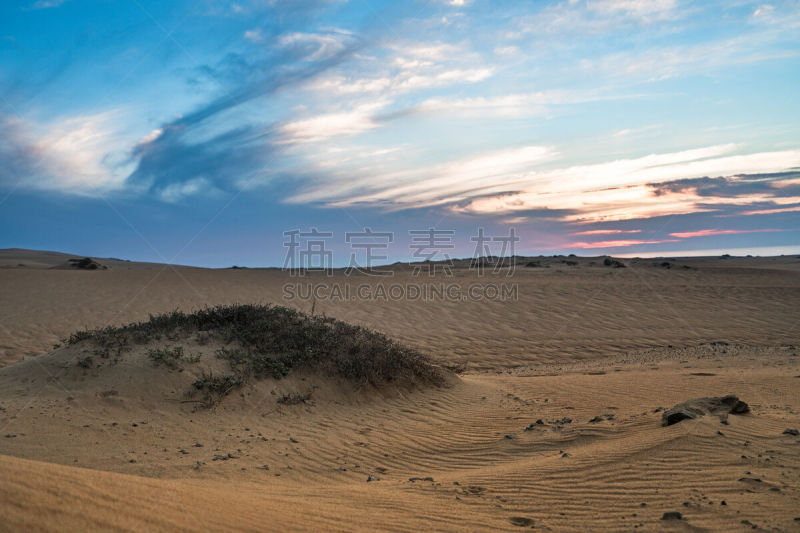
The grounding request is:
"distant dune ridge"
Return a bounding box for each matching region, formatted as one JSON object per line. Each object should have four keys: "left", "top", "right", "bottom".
{"left": 0, "top": 249, "right": 799, "bottom": 531}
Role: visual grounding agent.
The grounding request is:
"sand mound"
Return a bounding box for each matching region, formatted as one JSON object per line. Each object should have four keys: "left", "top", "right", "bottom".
{"left": 10, "top": 304, "right": 447, "bottom": 410}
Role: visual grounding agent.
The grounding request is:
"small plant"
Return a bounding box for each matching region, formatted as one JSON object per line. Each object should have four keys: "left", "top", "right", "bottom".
{"left": 68, "top": 257, "right": 107, "bottom": 270}
{"left": 603, "top": 258, "right": 626, "bottom": 268}
{"left": 148, "top": 346, "right": 199, "bottom": 369}
{"left": 277, "top": 391, "right": 314, "bottom": 405}
{"left": 77, "top": 356, "right": 93, "bottom": 369}
{"left": 191, "top": 372, "right": 243, "bottom": 406}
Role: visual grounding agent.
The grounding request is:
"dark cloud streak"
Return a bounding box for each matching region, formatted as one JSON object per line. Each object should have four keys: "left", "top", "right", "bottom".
{"left": 127, "top": 2, "right": 376, "bottom": 199}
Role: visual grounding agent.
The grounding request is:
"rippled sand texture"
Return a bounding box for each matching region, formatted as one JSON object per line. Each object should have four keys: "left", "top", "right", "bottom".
{"left": 1, "top": 250, "right": 799, "bottom": 531}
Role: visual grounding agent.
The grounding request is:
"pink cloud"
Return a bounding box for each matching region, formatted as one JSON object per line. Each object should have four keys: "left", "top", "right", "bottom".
{"left": 567, "top": 239, "right": 679, "bottom": 249}
{"left": 572, "top": 229, "right": 642, "bottom": 236}
{"left": 668, "top": 228, "right": 785, "bottom": 238}
{"left": 739, "top": 206, "right": 800, "bottom": 216}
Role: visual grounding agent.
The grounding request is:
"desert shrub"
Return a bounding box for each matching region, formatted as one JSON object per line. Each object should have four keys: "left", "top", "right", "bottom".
{"left": 76, "top": 356, "right": 94, "bottom": 369}
{"left": 66, "top": 304, "right": 445, "bottom": 400}
{"left": 277, "top": 391, "right": 313, "bottom": 405}
{"left": 68, "top": 257, "right": 107, "bottom": 270}
{"left": 603, "top": 258, "right": 626, "bottom": 268}
{"left": 192, "top": 372, "right": 244, "bottom": 406}
{"left": 148, "top": 345, "right": 199, "bottom": 369}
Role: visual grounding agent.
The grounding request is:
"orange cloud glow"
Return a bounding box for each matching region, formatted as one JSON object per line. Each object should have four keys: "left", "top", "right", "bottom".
{"left": 567, "top": 239, "right": 679, "bottom": 248}
{"left": 572, "top": 229, "right": 642, "bottom": 236}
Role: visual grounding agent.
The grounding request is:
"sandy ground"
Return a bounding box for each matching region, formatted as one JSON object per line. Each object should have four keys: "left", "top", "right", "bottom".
{"left": 1, "top": 249, "right": 799, "bottom": 531}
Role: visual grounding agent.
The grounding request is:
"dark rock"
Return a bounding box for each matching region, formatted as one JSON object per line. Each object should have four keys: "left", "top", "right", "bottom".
{"left": 603, "top": 258, "right": 626, "bottom": 268}
{"left": 366, "top": 475, "right": 378, "bottom": 482}
{"left": 509, "top": 517, "right": 534, "bottom": 527}
{"left": 504, "top": 433, "right": 516, "bottom": 439}
{"left": 783, "top": 428, "right": 799, "bottom": 436}
{"left": 661, "top": 511, "right": 682, "bottom": 520}
{"left": 589, "top": 416, "right": 604, "bottom": 423}
{"left": 67, "top": 257, "right": 107, "bottom": 270}
{"left": 662, "top": 395, "right": 749, "bottom": 426}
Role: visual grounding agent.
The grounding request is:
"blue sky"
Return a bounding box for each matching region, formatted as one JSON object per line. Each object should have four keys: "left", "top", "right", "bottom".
{"left": 1, "top": 0, "right": 799, "bottom": 267}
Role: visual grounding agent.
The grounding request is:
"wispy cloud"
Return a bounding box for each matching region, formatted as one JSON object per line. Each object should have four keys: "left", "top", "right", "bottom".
{"left": 739, "top": 205, "right": 800, "bottom": 216}
{"left": 0, "top": 111, "right": 134, "bottom": 194}
{"left": 306, "top": 41, "right": 492, "bottom": 97}
{"left": 572, "top": 229, "right": 642, "bottom": 235}
{"left": 451, "top": 148, "right": 800, "bottom": 222}
{"left": 279, "top": 100, "right": 388, "bottom": 143}
{"left": 414, "top": 89, "right": 612, "bottom": 117}
{"left": 125, "top": 29, "right": 364, "bottom": 199}
{"left": 668, "top": 228, "right": 787, "bottom": 238}
{"left": 289, "top": 141, "right": 800, "bottom": 224}
{"left": 567, "top": 238, "right": 679, "bottom": 249}
{"left": 612, "top": 124, "right": 660, "bottom": 137}
{"left": 30, "top": 0, "right": 67, "bottom": 9}
{"left": 278, "top": 29, "right": 356, "bottom": 61}
{"left": 288, "top": 144, "right": 556, "bottom": 207}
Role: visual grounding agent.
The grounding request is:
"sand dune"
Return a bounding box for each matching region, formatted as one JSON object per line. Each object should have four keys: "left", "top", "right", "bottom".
{"left": 1, "top": 250, "right": 798, "bottom": 369}
{"left": 1, "top": 251, "right": 799, "bottom": 531}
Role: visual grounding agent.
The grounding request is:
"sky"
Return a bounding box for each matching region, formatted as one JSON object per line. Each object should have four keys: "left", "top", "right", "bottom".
{"left": 1, "top": 0, "right": 799, "bottom": 267}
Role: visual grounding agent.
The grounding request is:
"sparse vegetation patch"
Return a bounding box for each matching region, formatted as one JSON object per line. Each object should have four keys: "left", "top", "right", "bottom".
{"left": 147, "top": 346, "right": 200, "bottom": 369}
{"left": 192, "top": 372, "right": 243, "bottom": 406}
{"left": 67, "top": 304, "right": 445, "bottom": 406}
